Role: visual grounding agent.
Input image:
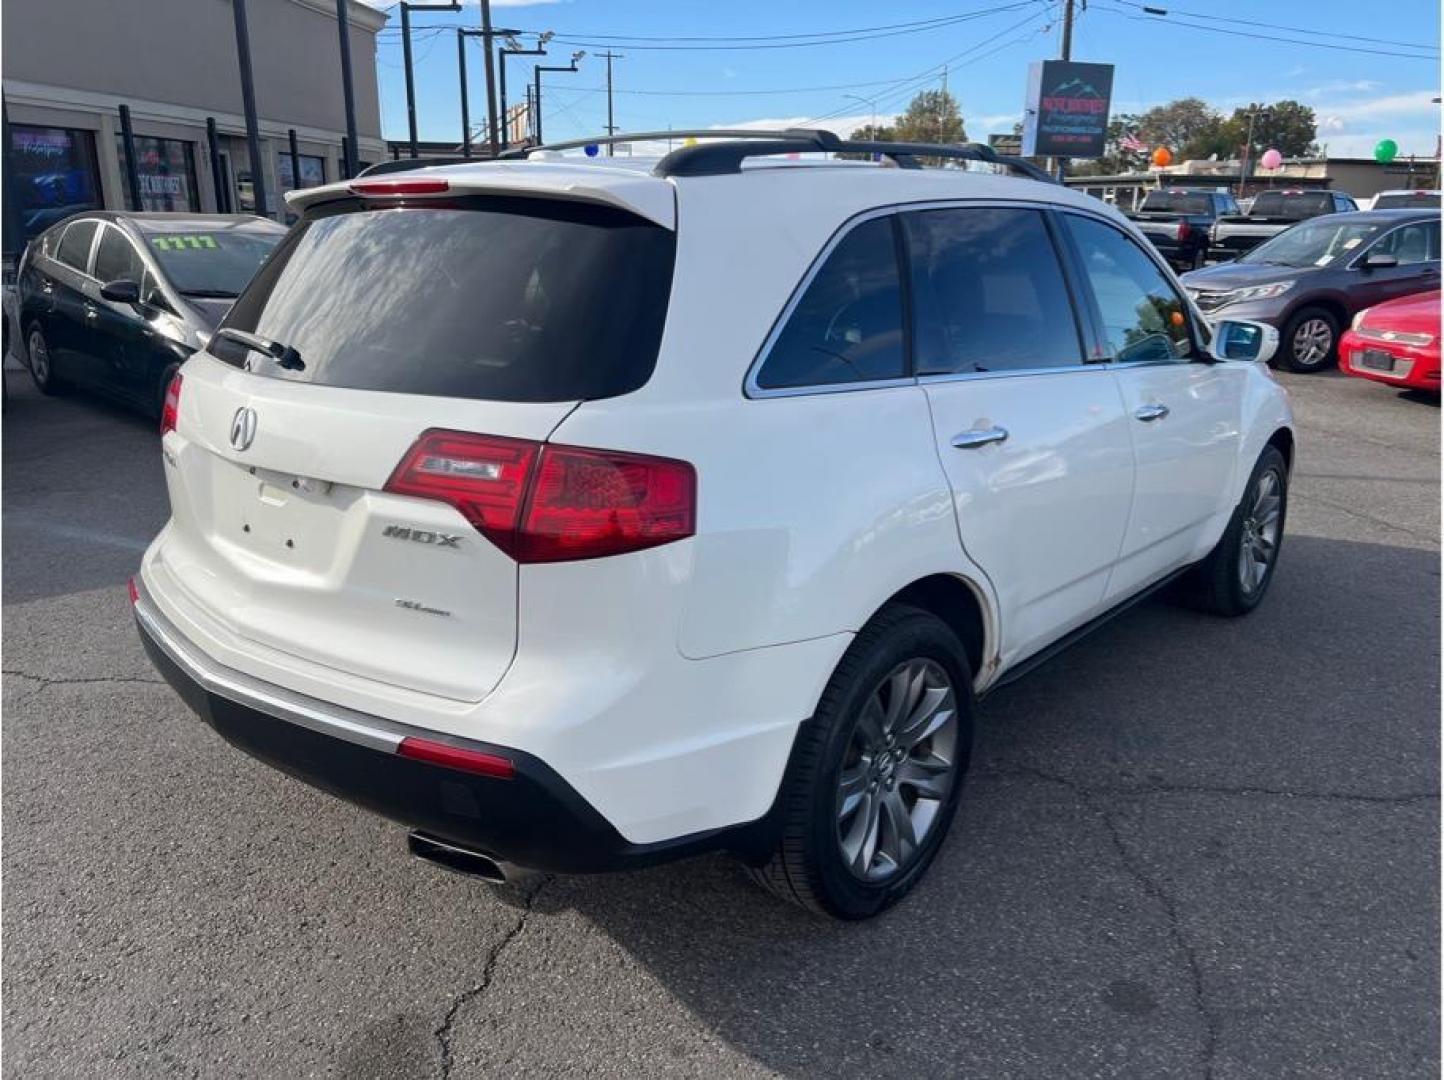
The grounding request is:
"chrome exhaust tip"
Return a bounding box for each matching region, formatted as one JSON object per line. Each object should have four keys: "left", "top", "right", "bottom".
{"left": 407, "top": 832, "right": 508, "bottom": 883}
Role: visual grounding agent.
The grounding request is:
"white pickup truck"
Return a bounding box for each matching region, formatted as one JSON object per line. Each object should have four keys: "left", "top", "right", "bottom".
{"left": 1209, "top": 189, "right": 1359, "bottom": 261}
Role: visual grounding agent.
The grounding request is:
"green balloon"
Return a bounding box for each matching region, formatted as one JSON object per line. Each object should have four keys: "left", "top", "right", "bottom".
{"left": 1375, "top": 139, "right": 1399, "bottom": 163}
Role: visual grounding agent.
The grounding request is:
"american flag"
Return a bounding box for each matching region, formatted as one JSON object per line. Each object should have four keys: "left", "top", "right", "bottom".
{"left": 1119, "top": 132, "right": 1149, "bottom": 153}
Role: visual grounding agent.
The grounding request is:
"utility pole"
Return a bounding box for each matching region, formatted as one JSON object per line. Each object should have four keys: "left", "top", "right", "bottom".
{"left": 479, "top": 0, "right": 502, "bottom": 158}
{"left": 401, "top": 2, "right": 461, "bottom": 159}
{"left": 532, "top": 53, "right": 584, "bottom": 146}
{"left": 599, "top": 50, "right": 624, "bottom": 154}
{"left": 231, "top": 0, "right": 268, "bottom": 216}
{"left": 1240, "top": 105, "right": 1258, "bottom": 198}
{"left": 1055, "top": 0, "right": 1076, "bottom": 183}
{"left": 335, "top": 0, "right": 360, "bottom": 177}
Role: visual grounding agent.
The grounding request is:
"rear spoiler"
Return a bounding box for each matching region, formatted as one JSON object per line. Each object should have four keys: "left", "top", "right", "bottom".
{"left": 283, "top": 165, "right": 677, "bottom": 229}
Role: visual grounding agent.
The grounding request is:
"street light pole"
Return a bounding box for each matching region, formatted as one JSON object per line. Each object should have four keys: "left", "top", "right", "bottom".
{"left": 335, "top": 0, "right": 360, "bottom": 178}
{"left": 499, "top": 36, "right": 548, "bottom": 151}
{"left": 532, "top": 54, "right": 584, "bottom": 146}
{"left": 401, "top": 1, "right": 461, "bottom": 159}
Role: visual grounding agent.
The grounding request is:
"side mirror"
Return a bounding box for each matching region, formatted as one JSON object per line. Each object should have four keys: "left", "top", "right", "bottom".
{"left": 1209, "top": 319, "right": 1278, "bottom": 363}
{"left": 100, "top": 278, "right": 141, "bottom": 304}
{"left": 1362, "top": 252, "right": 1399, "bottom": 270}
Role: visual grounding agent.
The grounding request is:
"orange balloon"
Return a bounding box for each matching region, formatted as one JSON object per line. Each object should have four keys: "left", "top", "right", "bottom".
{"left": 1170, "top": 310, "right": 1186, "bottom": 328}
{"left": 1151, "top": 147, "right": 1173, "bottom": 167}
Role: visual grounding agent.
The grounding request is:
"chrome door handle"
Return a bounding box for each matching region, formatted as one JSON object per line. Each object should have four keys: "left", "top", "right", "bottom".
{"left": 951, "top": 426, "right": 1009, "bottom": 449}
{"left": 84, "top": 307, "right": 98, "bottom": 320}
{"left": 1134, "top": 404, "right": 1170, "bottom": 422}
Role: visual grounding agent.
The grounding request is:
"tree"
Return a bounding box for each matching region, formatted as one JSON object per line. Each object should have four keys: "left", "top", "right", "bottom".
{"left": 893, "top": 89, "right": 966, "bottom": 145}
{"left": 1136, "top": 97, "right": 1223, "bottom": 155}
{"left": 1223, "top": 100, "right": 1318, "bottom": 159}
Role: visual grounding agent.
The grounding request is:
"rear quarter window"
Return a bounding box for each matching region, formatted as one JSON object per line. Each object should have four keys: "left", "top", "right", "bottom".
{"left": 213, "top": 195, "right": 677, "bottom": 403}
{"left": 55, "top": 219, "right": 98, "bottom": 272}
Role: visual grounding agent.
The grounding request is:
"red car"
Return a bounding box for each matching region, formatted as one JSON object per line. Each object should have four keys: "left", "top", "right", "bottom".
{"left": 1339, "top": 290, "right": 1440, "bottom": 392}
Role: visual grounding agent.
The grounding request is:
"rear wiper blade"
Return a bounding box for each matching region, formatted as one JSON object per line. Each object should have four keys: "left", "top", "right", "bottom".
{"left": 215, "top": 327, "right": 306, "bottom": 371}
{"left": 180, "top": 288, "right": 238, "bottom": 299}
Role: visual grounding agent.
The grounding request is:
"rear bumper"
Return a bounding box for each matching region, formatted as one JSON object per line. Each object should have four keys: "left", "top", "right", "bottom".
{"left": 135, "top": 590, "right": 772, "bottom": 873}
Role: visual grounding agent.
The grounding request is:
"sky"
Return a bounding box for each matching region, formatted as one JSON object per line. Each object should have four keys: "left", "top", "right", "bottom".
{"left": 361, "top": 0, "right": 1443, "bottom": 160}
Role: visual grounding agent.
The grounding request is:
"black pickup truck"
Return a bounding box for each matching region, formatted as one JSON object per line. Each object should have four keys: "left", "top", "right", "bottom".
{"left": 1125, "top": 189, "right": 1241, "bottom": 271}
{"left": 1209, "top": 189, "right": 1360, "bottom": 262}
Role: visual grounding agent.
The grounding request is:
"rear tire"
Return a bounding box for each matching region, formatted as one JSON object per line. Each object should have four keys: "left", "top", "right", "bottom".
{"left": 1278, "top": 306, "right": 1339, "bottom": 373}
{"left": 1182, "top": 445, "right": 1288, "bottom": 616}
{"left": 747, "top": 603, "right": 974, "bottom": 919}
{"left": 25, "top": 323, "right": 64, "bottom": 395}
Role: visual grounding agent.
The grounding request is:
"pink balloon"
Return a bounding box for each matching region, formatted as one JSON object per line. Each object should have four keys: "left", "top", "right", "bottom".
{"left": 1260, "top": 148, "right": 1283, "bottom": 170}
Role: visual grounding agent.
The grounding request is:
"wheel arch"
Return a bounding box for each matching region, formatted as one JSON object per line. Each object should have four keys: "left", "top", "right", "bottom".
{"left": 871, "top": 573, "right": 993, "bottom": 688}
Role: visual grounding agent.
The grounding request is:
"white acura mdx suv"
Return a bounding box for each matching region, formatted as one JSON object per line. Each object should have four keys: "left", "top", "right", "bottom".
{"left": 134, "top": 130, "right": 1293, "bottom": 919}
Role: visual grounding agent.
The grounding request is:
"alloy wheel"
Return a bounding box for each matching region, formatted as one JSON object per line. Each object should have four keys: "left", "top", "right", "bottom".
{"left": 1291, "top": 318, "right": 1333, "bottom": 367}
{"left": 1238, "top": 466, "right": 1283, "bottom": 594}
{"left": 836, "top": 658, "right": 959, "bottom": 882}
{"left": 27, "top": 329, "right": 50, "bottom": 387}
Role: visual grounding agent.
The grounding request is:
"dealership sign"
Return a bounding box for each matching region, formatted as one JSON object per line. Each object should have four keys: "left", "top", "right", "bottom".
{"left": 1022, "top": 60, "right": 1114, "bottom": 158}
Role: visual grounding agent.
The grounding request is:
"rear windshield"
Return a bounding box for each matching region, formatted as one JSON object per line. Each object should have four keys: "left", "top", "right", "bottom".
{"left": 141, "top": 226, "right": 283, "bottom": 298}
{"left": 1140, "top": 192, "right": 1211, "bottom": 215}
{"left": 212, "top": 195, "right": 677, "bottom": 403}
{"left": 1250, "top": 192, "right": 1332, "bottom": 219}
{"left": 1374, "top": 192, "right": 1441, "bottom": 209}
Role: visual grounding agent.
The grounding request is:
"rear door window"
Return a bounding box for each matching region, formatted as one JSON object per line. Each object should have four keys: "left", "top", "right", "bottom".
{"left": 754, "top": 215, "right": 907, "bottom": 391}
{"left": 93, "top": 225, "right": 145, "bottom": 285}
{"left": 56, "top": 219, "right": 98, "bottom": 273}
{"left": 214, "top": 195, "right": 677, "bottom": 403}
{"left": 903, "top": 206, "right": 1083, "bottom": 374}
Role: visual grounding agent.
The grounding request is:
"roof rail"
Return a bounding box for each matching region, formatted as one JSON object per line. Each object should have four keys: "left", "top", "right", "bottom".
{"left": 497, "top": 128, "right": 1058, "bottom": 184}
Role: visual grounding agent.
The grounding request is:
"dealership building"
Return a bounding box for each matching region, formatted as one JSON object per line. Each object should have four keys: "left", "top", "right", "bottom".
{"left": 2, "top": 0, "right": 387, "bottom": 247}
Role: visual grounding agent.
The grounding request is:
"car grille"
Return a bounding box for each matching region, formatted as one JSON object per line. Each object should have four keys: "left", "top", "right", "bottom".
{"left": 1355, "top": 327, "right": 1433, "bottom": 347}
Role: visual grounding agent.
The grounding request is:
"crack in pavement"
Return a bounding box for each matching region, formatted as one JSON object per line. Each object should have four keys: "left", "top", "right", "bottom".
{"left": 434, "top": 875, "right": 553, "bottom": 1079}
{"left": 2, "top": 668, "right": 165, "bottom": 692}
{"left": 990, "top": 764, "right": 1222, "bottom": 1077}
{"left": 1291, "top": 490, "right": 1441, "bottom": 548}
{"left": 977, "top": 766, "right": 1440, "bottom": 806}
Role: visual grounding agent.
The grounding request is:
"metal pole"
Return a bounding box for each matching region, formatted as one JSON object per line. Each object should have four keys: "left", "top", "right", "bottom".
{"left": 287, "top": 128, "right": 302, "bottom": 193}
{"left": 498, "top": 46, "right": 509, "bottom": 150}
{"left": 401, "top": 2, "right": 418, "bottom": 158}
{"left": 1241, "top": 107, "right": 1257, "bottom": 198}
{"left": 335, "top": 0, "right": 359, "bottom": 177}
{"left": 231, "top": 0, "right": 269, "bottom": 216}
{"left": 118, "top": 104, "right": 144, "bottom": 211}
{"left": 341, "top": 135, "right": 351, "bottom": 178}
{"left": 480, "top": 0, "right": 500, "bottom": 157}
{"left": 533, "top": 65, "right": 542, "bottom": 145}
{"left": 459, "top": 31, "right": 472, "bottom": 159}
{"left": 206, "top": 117, "right": 228, "bottom": 212}
{"left": 2, "top": 95, "right": 24, "bottom": 259}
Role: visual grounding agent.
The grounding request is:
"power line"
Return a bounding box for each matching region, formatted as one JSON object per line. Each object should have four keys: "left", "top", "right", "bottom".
{"left": 540, "top": 3, "right": 1038, "bottom": 52}
{"left": 1105, "top": 0, "right": 1439, "bottom": 52}
{"left": 1095, "top": 3, "right": 1440, "bottom": 60}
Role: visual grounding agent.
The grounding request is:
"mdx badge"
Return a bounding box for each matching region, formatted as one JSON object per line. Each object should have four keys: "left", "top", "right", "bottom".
{"left": 383, "top": 525, "right": 462, "bottom": 548}
{"left": 229, "top": 406, "right": 258, "bottom": 451}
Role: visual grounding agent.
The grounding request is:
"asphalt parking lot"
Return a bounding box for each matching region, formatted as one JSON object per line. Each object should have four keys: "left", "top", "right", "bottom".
{"left": 3, "top": 360, "right": 1438, "bottom": 1078}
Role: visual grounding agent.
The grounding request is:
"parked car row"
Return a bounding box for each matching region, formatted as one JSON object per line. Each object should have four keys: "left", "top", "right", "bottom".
{"left": 13, "top": 211, "right": 285, "bottom": 417}
{"left": 1124, "top": 188, "right": 1241, "bottom": 271}
{"left": 1181, "top": 209, "right": 1440, "bottom": 374}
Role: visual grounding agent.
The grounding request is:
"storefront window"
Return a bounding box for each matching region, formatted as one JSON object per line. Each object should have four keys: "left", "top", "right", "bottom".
{"left": 115, "top": 135, "right": 200, "bottom": 212}
{"left": 277, "top": 152, "right": 326, "bottom": 191}
{"left": 9, "top": 125, "right": 103, "bottom": 241}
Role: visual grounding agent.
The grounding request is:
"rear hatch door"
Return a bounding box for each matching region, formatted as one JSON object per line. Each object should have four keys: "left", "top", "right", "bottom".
{"left": 156, "top": 183, "right": 677, "bottom": 702}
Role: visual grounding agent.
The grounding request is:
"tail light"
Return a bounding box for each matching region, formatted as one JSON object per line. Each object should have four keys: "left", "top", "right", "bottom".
{"left": 1176, "top": 221, "right": 1192, "bottom": 242}
{"left": 159, "top": 371, "right": 183, "bottom": 435}
{"left": 385, "top": 428, "right": 696, "bottom": 563}
{"left": 349, "top": 178, "right": 450, "bottom": 197}
{"left": 127, "top": 577, "right": 139, "bottom": 605}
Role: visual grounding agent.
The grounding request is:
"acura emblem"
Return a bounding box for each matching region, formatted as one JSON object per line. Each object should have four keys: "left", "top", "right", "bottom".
{"left": 229, "top": 407, "right": 258, "bottom": 451}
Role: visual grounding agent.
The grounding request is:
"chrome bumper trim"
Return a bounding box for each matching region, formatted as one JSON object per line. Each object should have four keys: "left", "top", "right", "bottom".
{"left": 135, "top": 583, "right": 421, "bottom": 755}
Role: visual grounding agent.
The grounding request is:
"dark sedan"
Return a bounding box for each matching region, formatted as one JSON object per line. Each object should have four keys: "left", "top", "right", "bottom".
{"left": 15, "top": 212, "right": 285, "bottom": 416}
{"left": 1181, "top": 209, "right": 1440, "bottom": 372}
